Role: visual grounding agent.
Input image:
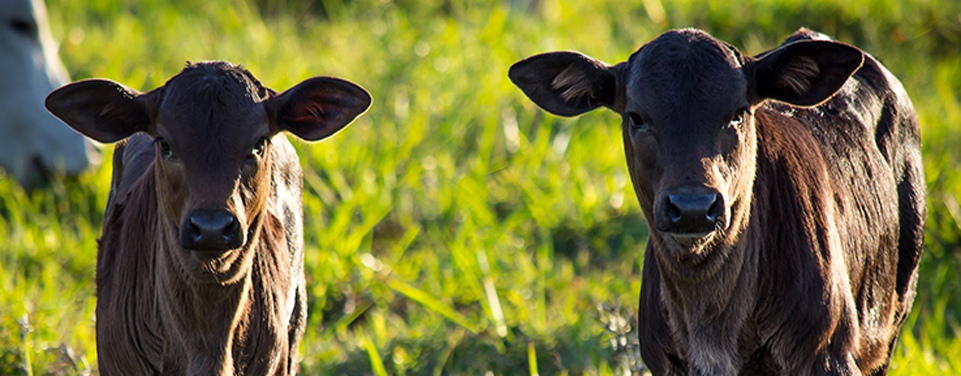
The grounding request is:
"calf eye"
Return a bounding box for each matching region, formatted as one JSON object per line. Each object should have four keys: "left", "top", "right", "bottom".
{"left": 627, "top": 112, "right": 649, "bottom": 132}
{"left": 156, "top": 138, "right": 175, "bottom": 159}
{"left": 243, "top": 137, "right": 269, "bottom": 172}
{"left": 251, "top": 137, "right": 268, "bottom": 157}
{"left": 730, "top": 108, "right": 748, "bottom": 127}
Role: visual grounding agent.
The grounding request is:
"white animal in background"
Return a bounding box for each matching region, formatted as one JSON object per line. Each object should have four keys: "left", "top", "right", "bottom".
{"left": 0, "top": 0, "right": 93, "bottom": 186}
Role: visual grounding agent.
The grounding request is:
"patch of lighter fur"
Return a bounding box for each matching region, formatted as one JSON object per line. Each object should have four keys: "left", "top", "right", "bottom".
{"left": 551, "top": 65, "right": 594, "bottom": 103}
{"left": 779, "top": 56, "right": 820, "bottom": 96}
{"left": 688, "top": 338, "right": 738, "bottom": 376}
{"left": 826, "top": 206, "right": 861, "bottom": 353}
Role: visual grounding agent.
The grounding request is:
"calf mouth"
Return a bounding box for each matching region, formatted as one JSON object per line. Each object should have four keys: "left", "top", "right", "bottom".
{"left": 656, "top": 229, "right": 724, "bottom": 267}
{"left": 662, "top": 228, "right": 722, "bottom": 253}
{"left": 668, "top": 230, "right": 716, "bottom": 247}
{"left": 662, "top": 216, "right": 727, "bottom": 250}
{"left": 189, "top": 245, "right": 242, "bottom": 262}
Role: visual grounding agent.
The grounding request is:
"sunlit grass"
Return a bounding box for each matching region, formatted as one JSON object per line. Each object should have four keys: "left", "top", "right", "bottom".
{"left": 2, "top": 0, "right": 959, "bottom": 374}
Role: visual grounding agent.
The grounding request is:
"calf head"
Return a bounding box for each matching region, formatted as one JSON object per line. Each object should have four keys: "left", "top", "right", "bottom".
{"left": 47, "top": 61, "right": 370, "bottom": 277}
{"left": 510, "top": 29, "right": 862, "bottom": 264}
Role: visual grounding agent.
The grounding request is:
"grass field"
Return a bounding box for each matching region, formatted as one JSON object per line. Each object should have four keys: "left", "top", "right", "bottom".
{"left": 1, "top": 0, "right": 960, "bottom": 374}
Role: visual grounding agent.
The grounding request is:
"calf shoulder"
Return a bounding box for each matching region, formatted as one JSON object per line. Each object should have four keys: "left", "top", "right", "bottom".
{"left": 752, "top": 110, "right": 861, "bottom": 374}
{"left": 266, "top": 136, "right": 308, "bottom": 373}
{"left": 229, "top": 136, "right": 307, "bottom": 374}
{"left": 96, "top": 136, "right": 165, "bottom": 375}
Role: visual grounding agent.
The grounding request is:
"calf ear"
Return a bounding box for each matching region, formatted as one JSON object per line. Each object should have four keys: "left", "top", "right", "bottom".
{"left": 270, "top": 77, "right": 371, "bottom": 141}
{"left": 750, "top": 40, "right": 864, "bottom": 107}
{"left": 45, "top": 79, "right": 152, "bottom": 143}
{"left": 509, "top": 51, "right": 622, "bottom": 117}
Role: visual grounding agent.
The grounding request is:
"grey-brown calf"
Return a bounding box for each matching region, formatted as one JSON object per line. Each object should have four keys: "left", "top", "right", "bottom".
{"left": 510, "top": 28, "right": 924, "bottom": 375}
{"left": 46, "top": 61, "right": 370, "bottom": 375}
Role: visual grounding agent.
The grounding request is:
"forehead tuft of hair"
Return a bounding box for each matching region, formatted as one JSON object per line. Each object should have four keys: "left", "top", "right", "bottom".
{"left": 628, "top": 29, "right": 746, "bottom": 110}
{"left": 163, "top": 61, "right": 271, "bottom": 105}
{"left": 637, "top": 29, "right": 742, "bottom": 73}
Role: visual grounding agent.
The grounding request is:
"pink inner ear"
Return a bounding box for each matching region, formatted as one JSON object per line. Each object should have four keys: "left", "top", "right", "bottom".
{"left": 289, "top": 88, "right": 356, "bottom": 122}
{"left": 286, "top": 101, "right": 353, "bottom": 127}
{"left": 274, "top": 76, "right": 370, "bottom": 140}
{"left": 279, "top": 98, "right": 348, "bottom": 140}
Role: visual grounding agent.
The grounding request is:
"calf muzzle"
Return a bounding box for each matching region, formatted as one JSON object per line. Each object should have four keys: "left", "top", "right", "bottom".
{"left": 180, "top": 209, "right": 244, "bottom": 252}
{"left": 655, "top": 191, "right": 724, "bottom": 236}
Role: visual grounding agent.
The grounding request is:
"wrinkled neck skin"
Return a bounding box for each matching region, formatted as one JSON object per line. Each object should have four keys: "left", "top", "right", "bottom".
{"left": 630, "top": 124, "right": 763, "bottom": 375}
{"left": 647, "top": 194, "right": 762, "bottom": 375}
{"left": 153, "top": 189, "right": 263, "bottom": 376}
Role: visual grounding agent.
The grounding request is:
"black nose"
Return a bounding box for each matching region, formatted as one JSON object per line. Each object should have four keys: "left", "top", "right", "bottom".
{"left": 180, "top": 210, "right": 244, "bottom": 251}
{"left": 663, "top": 193, "right": 723, "bottom": 233}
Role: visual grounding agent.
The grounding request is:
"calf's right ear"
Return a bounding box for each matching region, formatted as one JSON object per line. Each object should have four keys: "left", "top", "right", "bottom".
{"left": 749, "top": 40, "right": 864, "bottom": 107}
{"left": 45, "top": 79, "right": 153, "bottom": 143}
{"left": 509, "top": 51, "right": 623, "bottom": 117}
{"left": 269, "top": 77, "right": 372, "bottom": 141}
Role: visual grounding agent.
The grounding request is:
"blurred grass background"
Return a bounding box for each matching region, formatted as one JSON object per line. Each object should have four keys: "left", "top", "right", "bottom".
{"left": 1, "top": 0, "right": 960, "bottom": 374}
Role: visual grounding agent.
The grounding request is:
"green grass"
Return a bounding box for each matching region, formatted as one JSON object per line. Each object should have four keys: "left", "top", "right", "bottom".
{"left": 2, "top": 0, "right": 960, "bottom": 374}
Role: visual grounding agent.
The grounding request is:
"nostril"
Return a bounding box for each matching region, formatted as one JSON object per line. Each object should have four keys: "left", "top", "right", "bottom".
{"left": 187, "top": 219, "right": 204, "bottom": 242}
{"left": 706, "top": 194, "right": 721, "bottom": 222}
{"left": 222, "top": 216, "right": 239, "bottom": 239}
{"left": 668, "top": 200, "right": 682, "bottom": 223}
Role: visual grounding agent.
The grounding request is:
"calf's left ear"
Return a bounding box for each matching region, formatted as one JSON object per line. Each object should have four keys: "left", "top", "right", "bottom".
{"left": 749, "top": 40, "right": 864, "bottom": 107}
{"left": 269, "top": 77, "right": 372, "bottom": 141}
{"left": 45, "top": 79, "right": 154, "bottom": 143}
{"left": 509, "top": 51, "right": 623, "bottom": 117}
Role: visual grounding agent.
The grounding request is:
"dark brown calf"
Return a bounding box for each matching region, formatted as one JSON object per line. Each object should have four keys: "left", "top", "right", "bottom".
{"left": 46, "top": 61, "right": 371, "bottom": 375}
{"left": 510, "top": 28, "right": 924, "bottom": 375}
